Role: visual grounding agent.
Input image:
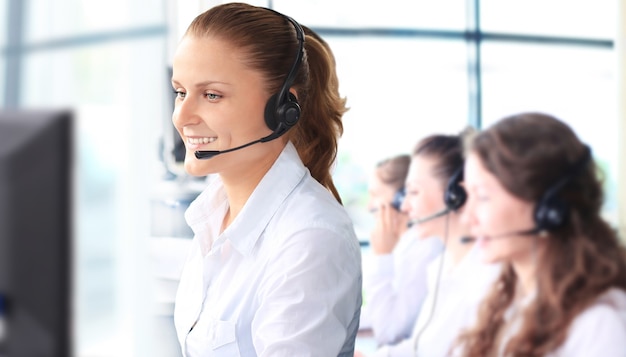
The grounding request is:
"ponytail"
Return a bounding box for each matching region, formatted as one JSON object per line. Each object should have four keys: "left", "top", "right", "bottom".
{"left": 288, "top": 26, "right": 348, "bottom": 204}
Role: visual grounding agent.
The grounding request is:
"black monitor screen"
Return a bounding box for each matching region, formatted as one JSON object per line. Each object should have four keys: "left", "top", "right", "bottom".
{"left": 0, "top": 109, "right": 73, "bottom": 357}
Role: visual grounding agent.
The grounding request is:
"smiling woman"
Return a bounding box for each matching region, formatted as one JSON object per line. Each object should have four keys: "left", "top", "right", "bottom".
{"left": 171, "top": 36, "right": 279, "bottom": 177}
{"left": 169, "top": 3, "right": 362, "bottom": 356}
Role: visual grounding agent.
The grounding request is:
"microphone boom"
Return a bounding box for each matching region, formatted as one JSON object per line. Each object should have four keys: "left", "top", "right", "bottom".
{"left": 460, "top": 227, "right": 541, "bottom": 244}
{"left": 194, "top": 138, "right": 265, "bottom": 160}
{"left": 408, "top": 208, "right": 450, "bottom": 227}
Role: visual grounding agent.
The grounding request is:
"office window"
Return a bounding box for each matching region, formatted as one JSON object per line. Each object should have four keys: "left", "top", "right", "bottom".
{"left": 274, "top": 0, "right": 466, "bottom": 29}
{"left": 481, "top": 43, "right": 619, "bottom": 223}
{"left": 481, "top": 0, "right": 617, "bottom": 39}
{"left": 324, "top": 37, "right": 469, "bottom": 239}
{"left": 0, "top": 0, "right": 6, "bottom": 106}
{"left": 24, "top": 0, "right": 164, "bottom": 42}
{"left": 0, "top": 1, "right": 6, "bottom": 47}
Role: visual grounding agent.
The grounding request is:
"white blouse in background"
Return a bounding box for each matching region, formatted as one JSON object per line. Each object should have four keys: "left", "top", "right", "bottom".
{"left": 361, "top": 232, "right": 443, "bottom": 345}
{"left": 374, "top": 243, "right": 502, "bottom": 357}
{"left": 497, "top": 287, "right": 626, "bottom": 357}
{"left": 174, "top": 142, "right": 363, "bottom": 357}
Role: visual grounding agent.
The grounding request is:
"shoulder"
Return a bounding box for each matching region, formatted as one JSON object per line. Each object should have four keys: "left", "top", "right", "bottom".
{"left": 558, "top": 288, "right": 626, "bottom": 356}
{"left": 260, "top": 173, "right": 360, "bottom": 260}
{"left": 274, "top": 173, "right": 356, "bottom": 237}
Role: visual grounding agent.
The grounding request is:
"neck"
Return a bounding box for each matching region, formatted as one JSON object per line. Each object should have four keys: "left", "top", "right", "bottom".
{"left": 440, "top": 216, "right": 472, "bottom": 266}
{"left": 219, "top": 144, "right": 282, "bottom": 228}
{"left": 511, "top": 238, "right": 543, "bottom": 298}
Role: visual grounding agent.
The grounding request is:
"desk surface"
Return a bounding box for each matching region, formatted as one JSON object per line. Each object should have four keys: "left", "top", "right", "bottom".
{"left": 355, "top": 328, "right": 379, "bottom": 354}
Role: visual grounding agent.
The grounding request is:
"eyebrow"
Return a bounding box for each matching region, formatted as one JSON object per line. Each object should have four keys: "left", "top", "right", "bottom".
{"left": 171, "top": 79, "right": 231, "bottom": 88}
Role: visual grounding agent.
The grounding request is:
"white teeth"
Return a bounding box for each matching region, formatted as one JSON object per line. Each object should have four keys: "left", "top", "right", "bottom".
{"left": 187, "top": 137, "right": 216, "bottom": 145}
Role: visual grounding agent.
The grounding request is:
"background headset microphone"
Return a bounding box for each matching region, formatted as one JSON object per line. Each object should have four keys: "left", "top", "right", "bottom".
{"left": 195, "top": 9, "right": 305, "bottom": 160}
{"left": 460, "top": 145, "right": 592, "bottom": 244}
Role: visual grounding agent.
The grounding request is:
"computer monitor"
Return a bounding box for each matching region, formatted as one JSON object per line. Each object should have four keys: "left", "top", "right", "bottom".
{"left": 0, "top": 109, "right": 73, "bottom": 357}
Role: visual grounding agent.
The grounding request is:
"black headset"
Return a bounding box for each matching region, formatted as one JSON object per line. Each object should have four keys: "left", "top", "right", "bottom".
{"left": 261, "top": 9, "right": 305, "bottom": 142}
{"left": 444, "top": 166, "right": 467, "bottom": 211}
{"left": 391, "top": 187, "right": 406, "bottom": 211}
{"left": 533, "top": 145, "right": 592, "bottom": 232}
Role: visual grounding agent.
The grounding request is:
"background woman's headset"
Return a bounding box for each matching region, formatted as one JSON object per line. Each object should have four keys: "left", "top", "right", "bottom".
{"left": 533, "top": 145, "right": 592, "bottom": 232}
{"left": 444, "top": 166, "right": 467, "bottom": 212}
{"left": 391, "top": 187, "right": 406, "bottom": 211}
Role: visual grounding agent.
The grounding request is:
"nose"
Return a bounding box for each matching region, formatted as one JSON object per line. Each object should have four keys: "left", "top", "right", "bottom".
{"left": 172, "top": 95, "right": 202, "bottom": 129}
{"left": 399, "top": 196, "right": 410, "bottom": 214}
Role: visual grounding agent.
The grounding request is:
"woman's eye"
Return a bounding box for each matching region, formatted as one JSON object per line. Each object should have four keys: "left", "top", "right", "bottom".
{"left": 174, "top": 90, "right": 186, "bottom": 99}
{"left": 477, "top": 195, "right": 489, "bottom": 202}
{"left": 205, "top": 92, "right": 222, "bottom": 101}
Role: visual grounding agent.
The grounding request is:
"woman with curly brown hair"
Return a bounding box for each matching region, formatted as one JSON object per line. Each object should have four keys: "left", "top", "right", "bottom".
{"left": 455, "top": 112, "right": 626, "bottom": 356}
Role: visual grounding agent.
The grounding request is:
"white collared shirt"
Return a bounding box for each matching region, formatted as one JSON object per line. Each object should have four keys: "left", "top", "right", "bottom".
{"left": 375, "top": 243, "right": 502, "bottom": 357}
{"left": 361, "top": 233, "right": 443, "bottom": 345}
{"left": 497, "top": 287, "right": 626, "bottom": 357}
{"left": 551, "top": 288, "right": 626, "bottom": 356}
{"left": 174, "top": 142, "right": 363, "bottom": 357}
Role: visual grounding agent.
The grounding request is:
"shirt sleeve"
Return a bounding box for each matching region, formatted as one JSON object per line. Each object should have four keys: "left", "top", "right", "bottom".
{"left": 252, "top": 227, "right": 363, "bottom": 357}
{"left": 556, "top": 303, "right": 626, "bottom": 357}
{"left": 362, "top": 236, "right": 437, "bottom": 345}
{"left": 369, "top": 337, "right": 414, "bottom": 357}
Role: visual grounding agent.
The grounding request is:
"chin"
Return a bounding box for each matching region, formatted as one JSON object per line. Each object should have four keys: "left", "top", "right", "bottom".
{"left": 478, "top": 246, "right": 506, "bottom": 264}
{"left": 480, "top": 253, "right": 500, "bottom": 265}
{"left": 184, "top": 159, "right": 213, "bottom": 177}
{"left": 412, "top": 226, "right": 431, "bottom": 240}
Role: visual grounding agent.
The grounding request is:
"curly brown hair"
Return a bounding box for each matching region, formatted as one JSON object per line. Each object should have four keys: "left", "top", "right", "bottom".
{"left": 454, "top": 112, "right": 626, "bottom": 356}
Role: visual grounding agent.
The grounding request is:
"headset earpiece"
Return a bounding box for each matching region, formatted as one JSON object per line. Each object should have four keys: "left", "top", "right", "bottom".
{"left": 533, "top": 144, "right": 591, "bottom": 232}
{"left": 391, "top": 187, "right": 406, "bottom": 211}
{"left": 534, "top": 194, "right": 569, "bottom": 232}
{"left": 264, "top": 92, "right": 301, "bottom": 131}
{"left": 444, "top": 166, "right": 467, "bottom": 211}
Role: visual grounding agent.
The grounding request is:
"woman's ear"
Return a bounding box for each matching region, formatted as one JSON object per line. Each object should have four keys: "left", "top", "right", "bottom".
{"left": 289, "top": 88, "right": 299, "bottom": 101}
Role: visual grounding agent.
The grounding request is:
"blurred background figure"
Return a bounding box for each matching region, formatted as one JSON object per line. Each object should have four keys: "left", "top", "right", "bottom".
{"left": 358, "top": 129, "right": 501, "bottom": 357}
{"left": 361, "top": 154, "right": 442, "bottom": 345}
{"left": 455, "top": 112, "right": 626, "bottom": 356}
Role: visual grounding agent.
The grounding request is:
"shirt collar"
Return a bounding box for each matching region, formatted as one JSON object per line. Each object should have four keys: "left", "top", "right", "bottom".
{"left": 186, "top": 142, "right": 307, "bottom": 256}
